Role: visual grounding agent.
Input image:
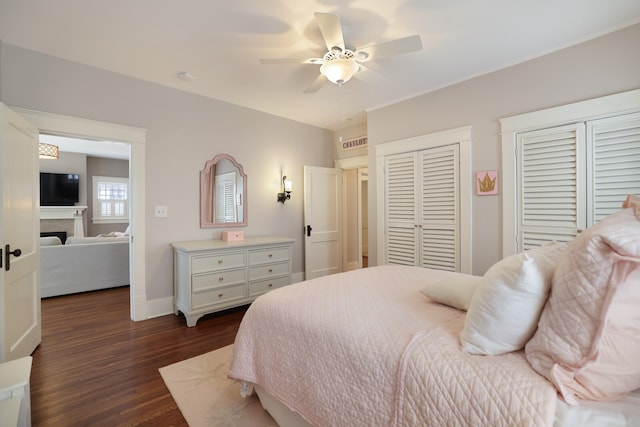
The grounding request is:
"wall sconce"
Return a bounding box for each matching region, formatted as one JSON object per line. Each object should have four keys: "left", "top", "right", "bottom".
{"left": 277, "top": 176, "right": 292, "bottom": 203}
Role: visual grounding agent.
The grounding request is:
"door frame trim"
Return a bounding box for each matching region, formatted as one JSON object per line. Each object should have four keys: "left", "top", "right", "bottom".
{"left": 12, "top": 107, "right": 148, "bottom": 321}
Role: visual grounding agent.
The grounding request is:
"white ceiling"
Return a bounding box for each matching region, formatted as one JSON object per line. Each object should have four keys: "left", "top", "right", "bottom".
{"left": 2, "top": 0, "right": 640, "bottom": 132}
{"left": 40, "top": 134, "right": 130, "bottom": 160}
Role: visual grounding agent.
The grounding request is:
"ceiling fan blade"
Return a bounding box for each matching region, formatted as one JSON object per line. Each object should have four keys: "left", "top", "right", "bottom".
{"left": 352, "top": 64, "right": 388, "bottom": 86}
{"left": 314, "top": 12, "right": 345, "bottom": 52}
{"left": 355, "top": 34, "right": 422, "bottom": 62}
{"left": 260, "top": 57, "right": 322, "bottom": 65}
{"left": 304, "top": 74, "right": 327, "bottom": 94}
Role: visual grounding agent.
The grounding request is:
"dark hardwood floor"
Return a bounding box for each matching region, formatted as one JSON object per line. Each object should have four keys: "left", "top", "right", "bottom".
{"left": 32, "top": 286, "right": 247, "bottom": 426}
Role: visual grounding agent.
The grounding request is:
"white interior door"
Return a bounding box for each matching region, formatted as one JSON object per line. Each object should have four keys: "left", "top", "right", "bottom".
{"left": 0, "top": 104, "right": 41, "bottom": 362}
{"left": 304, "top": 166, "right": 342, "bottom": 280}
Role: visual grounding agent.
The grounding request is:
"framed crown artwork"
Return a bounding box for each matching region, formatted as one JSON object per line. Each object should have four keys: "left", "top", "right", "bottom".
{"left": 476, "top": 170, "right": 498, "bottom": 196}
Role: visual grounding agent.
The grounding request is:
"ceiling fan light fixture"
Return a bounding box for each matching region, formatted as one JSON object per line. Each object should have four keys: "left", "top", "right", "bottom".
{"left": 320, "top": 59, "right": 358, "bottom": 85}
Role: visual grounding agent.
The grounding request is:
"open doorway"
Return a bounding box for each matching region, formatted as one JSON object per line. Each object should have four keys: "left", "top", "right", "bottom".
{"left": 335, "top": 155, "right": 368, "bottom": 271}
{"left": 359, "top": 169, "right": 368, "bottom": 268}
{"left": 39, "top": 134, "right": 132, "bottom": 300}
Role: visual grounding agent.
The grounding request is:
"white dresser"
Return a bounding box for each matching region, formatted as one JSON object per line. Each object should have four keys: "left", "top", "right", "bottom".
{"left": 172, "top": 236, "right": 295, "bottom": 326}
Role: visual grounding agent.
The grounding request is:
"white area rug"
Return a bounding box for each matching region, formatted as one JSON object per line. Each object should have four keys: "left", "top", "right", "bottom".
{"left": 159, "top": 344, "right": 277, "bottom": 427}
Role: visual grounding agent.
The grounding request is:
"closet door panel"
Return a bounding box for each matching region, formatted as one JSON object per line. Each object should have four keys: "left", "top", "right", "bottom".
{"left": 421, "top": 228, "right": 456, "bottom": 271}
{"left": 420, "top": 146, "right": 459, "bottom": 271}
{"left": 385, "top": 153, "right": 418, "bottom": 266}
{"left": 517, "top": 123, "right": 586, "bottom": 250}
{"left": 588, "top": 112, "right": 640, "bottom": 223}
{"left": 387, "top": 226, "right": 418, "bottom": 266}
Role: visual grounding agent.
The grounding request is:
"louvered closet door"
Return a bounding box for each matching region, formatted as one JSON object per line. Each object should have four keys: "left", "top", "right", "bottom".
{"left": 420, "top": 145, "right": 459, "bottom": 271}
{"left": 587, "top": 112, "right": 640, "bottom": 224}
{"left": 517, "top": 124, "right": 586, "bottom": 250}
{"left": 385, "top": 152, "right": 418, "bottom": 266}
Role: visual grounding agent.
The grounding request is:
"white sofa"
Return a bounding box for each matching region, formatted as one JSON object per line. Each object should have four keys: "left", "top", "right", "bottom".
{"left": 40, "top": 236, "right": 130, "bottom": 298}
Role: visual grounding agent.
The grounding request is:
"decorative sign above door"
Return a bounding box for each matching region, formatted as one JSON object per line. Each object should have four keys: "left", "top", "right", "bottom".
{"left": 341, "top": 136, "right": 367, "bottom": 151}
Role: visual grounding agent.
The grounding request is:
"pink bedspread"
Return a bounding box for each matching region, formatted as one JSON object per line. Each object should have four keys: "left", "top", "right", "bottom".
{"left": 228, "top": 265, "right": 556, "bottom": 426}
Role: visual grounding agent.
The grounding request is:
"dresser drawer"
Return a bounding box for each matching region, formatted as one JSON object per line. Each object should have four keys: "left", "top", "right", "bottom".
{"left": 249, "top": 247, "right": 290, "bottom": 265}
{"left": 192, "top": 252, "right": 246, "bottom": 273}
{"left": 248, "top": 261, "right": 290, "bottom": 281}
{"left": 192, "top": 283, "right": 246, "bottom": 309}
{"left": 249, "top": 276, "right": 291, "bottom": 297}
{"left": 192, "top": 268, "right": 246, "bottom": 291}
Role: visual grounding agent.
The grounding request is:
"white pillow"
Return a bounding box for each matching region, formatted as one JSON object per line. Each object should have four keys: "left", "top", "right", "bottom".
{"left": 460, "top": 242, "right": 566, "bottom": 355}
{"left": 421, "top": 275, "right": 481, "bottom": 311}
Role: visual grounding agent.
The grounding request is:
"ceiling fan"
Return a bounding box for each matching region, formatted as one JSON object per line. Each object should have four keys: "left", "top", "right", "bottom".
{"left": 260, "top": 12, "right": 422, "bottom": 93}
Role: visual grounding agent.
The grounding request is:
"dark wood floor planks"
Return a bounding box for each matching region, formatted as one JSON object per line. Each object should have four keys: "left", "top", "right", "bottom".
{"left": 31, "top": 286, "right": 247, "bottom": 426}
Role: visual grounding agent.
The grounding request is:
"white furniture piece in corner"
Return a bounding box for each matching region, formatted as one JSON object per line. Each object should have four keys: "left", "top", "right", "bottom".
{"left": 0, "top": 356, "right": 32, "bottom": 427}
{"left": 172, "top": 236, "right": 295, "bottom": 327}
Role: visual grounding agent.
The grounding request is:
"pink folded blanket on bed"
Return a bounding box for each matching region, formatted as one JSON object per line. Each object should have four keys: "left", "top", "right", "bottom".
{"left": 228, "top": 265, "right": 556, "bottom": 426}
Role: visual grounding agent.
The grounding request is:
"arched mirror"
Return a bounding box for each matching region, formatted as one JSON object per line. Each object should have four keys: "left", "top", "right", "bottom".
{"left": 200, "top": 154, "right": 247, "bottom": 228}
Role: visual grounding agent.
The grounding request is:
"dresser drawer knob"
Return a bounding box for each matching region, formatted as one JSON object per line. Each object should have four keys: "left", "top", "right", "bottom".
{"left": 218, "top": 260, "right": 223, "bottom": 264}
{"left": 268, "top": 253, "right": 273, "bottom": 258}
{"left": 268, "top": 283, "right": 273, "bottom": 288}
{"left": 218, "top": 293, "right": 224, "bottom": 298}
{"left": 268, "top": 268, "right": 273, "bottom": 273}
{"left": 219, "top": 277, "right": 224, "bottom": 281}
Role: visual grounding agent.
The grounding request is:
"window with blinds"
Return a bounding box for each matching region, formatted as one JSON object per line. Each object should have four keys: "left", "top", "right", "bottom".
{"left": 92, "top": 176, "right": 129, "bottom": 224}
{"left": 515, "top": 112, "right": 640, "bottom": 250}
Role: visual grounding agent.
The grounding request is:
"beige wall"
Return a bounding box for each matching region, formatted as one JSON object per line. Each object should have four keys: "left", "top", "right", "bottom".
{"left": 2, "top": 44, "right": 334, "bottom": 301}
{"left": 367, "top": 23, "right": 640, "bottom": 275}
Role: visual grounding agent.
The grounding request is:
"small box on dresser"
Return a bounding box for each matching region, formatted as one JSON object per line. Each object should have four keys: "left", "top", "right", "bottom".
{"left": 221, "top": 231, "right": 244, "bottom": 241}
{"left": 172, "top": 236, "right": 294, "bottom": 326}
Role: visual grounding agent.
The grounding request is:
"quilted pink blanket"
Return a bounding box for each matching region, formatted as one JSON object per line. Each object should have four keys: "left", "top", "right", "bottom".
{"left": 228, "top": 265, "right": 556, "bottom": 426}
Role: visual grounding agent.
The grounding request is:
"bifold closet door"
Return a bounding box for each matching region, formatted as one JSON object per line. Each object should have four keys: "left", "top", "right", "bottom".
{"left": 515, "top": 111, "right": 640, "bottom": 250}
{"left": 383, "top": 144, "right": 460, "bottom": 270}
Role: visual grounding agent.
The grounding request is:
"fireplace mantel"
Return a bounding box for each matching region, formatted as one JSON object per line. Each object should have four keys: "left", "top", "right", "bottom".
{"left": 40, "top": 206, "right": 88, "bottom": 220}
{"left": 40, "top": 206, "right": 87, "bottom": 237}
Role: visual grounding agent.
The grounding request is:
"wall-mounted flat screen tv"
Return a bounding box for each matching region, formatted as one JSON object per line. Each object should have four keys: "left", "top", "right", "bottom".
{"left": 40, "top": 173, "right": 80, "bottom": 206}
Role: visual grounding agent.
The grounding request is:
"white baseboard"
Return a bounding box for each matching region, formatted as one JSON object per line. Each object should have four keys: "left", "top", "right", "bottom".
{"left": 146, "top": 296, "right": 174, "bottom": 319}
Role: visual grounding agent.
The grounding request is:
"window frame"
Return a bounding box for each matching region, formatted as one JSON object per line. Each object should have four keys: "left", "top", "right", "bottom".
{"left": 92, "top": 175, "right": 130, "bottom": 225}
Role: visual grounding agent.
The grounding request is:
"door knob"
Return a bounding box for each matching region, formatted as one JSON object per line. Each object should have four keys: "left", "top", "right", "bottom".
{"left": 306, "top": 225, "right": 312, "bottom": 237}
{"left": 4, "top": 244, "right": 22, "bottom": 271}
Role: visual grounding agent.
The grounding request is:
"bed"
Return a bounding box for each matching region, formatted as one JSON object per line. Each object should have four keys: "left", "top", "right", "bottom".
{"left": 228, "top": 201, "right": 640, "bottom": 427}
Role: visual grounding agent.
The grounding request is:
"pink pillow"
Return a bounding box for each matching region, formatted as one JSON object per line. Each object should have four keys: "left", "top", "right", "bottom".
{"left": 525, "top": 207, "right": 640, "bottom": 404}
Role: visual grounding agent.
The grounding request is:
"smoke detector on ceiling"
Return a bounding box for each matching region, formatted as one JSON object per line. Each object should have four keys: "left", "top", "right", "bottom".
{"left": 177, "top": 71, "right": 195, "bottom": 81}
